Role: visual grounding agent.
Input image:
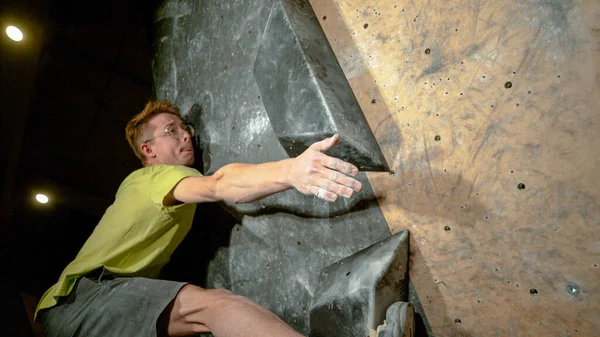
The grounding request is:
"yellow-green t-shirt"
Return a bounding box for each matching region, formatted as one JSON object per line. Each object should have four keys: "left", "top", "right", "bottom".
{"left": 35, "top": 164, "right": 203, "bottom": 318}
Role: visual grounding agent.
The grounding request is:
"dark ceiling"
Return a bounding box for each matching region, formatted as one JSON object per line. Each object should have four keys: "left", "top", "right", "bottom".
{"left": 1, "top": 0, "right": 161, "bottom": 294}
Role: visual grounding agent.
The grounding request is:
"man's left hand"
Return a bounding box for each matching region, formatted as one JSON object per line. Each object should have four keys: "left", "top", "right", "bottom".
{"left": 287, "top": 134, "right": 363, "bottom": 202}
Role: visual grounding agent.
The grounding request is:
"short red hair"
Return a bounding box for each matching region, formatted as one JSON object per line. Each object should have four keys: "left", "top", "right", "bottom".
{"left": 125, "top": 100, "right": 180, "bottom": 162}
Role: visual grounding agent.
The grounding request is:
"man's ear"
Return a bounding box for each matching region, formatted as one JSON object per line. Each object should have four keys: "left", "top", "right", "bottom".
{"left": 140, "top": 143, "right": 155, "bottom": 158}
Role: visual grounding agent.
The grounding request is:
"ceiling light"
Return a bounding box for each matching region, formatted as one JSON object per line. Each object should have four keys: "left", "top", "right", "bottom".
{"left": 6, "top": 26, "right": 23, "bottom": 42}
{"left": 35, "top": 193, "right": 49, "bottom": 204}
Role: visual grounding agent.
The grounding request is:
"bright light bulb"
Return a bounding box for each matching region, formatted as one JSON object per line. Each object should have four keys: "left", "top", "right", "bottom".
{"left": 6, "top": 26, "right": 24, "bottom": 42}
{"left": 36, "top": 193, "right": 49, "bottom": 204}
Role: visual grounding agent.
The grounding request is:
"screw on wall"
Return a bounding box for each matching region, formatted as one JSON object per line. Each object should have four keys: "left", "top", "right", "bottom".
{"left": 566, "top": 283, "right": 581, "bottom": 297}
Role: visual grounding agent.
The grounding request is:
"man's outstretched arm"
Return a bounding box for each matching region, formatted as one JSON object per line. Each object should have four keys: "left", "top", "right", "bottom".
{"left": 166, "top": 134, "right": 363, "bottom": 205}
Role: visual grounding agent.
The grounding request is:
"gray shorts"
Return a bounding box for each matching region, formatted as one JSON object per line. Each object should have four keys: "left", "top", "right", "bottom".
{"left": 37, "top": 268, "right": 189, "bottom": 337}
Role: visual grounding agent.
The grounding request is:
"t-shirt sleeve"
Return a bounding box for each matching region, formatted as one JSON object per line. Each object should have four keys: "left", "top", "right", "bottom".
{"left": 149, "top": 165, "right": 203, "bottom": 207}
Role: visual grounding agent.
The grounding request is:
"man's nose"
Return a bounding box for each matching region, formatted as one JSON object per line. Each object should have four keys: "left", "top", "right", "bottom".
{"left": 180, "top": 127, "right": 191, "bottom": 141}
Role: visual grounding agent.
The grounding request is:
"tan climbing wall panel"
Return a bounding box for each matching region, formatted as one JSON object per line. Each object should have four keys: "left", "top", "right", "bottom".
{"left": 309, "top": 0, "right": 600, "bottom": 336}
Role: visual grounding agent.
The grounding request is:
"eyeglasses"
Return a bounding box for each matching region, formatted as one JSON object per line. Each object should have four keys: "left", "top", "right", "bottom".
{"left": 143, "top": 123, "right": 195, "bottom": 143}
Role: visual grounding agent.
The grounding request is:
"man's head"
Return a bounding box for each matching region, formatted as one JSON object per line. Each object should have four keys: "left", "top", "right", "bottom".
{"left": 126, "top": 100, "right": 195, "bottom": 166}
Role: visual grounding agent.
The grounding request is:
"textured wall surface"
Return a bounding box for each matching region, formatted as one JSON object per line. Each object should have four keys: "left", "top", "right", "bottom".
{"left": 153, "top": 0, "right": 600, "bottom": 336}
{"left": 308, "top": 0, "right": 600, "bottom": 336}
{"left": 152, "top": 1, "right": 392, "bottom": 334}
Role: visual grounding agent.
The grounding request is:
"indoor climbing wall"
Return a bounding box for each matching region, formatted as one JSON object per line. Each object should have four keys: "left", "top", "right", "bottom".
{"left": 308, "top": 0, "right": 600, "bottom": 336}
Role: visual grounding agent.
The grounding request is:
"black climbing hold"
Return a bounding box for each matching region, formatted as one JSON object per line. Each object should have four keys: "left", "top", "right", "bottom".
{"left": 455, "top": 318, "right": 461, "bottom": 325}
{"left": 310, "top": 231, "right": 410, "bottom": 337}
{"left": 530, "top": 288, "right": 539, "bottom": 296}
{"left": 505, "top": 81, "right": 512, "bottom": 89}
{"left": 346, "top": 272, "right": 351, "bottom": 276}
{"left": 322, "top": 15, "right": 327, "bottom": 20}
{"left": 518, "top": 183, "right": 526, "bottom": 190}
{"left": 253, "top": 0, "right": 390, "bottom": 171}
{"left": 364, "top": 23, "right": 368, "bottom": 29}
{"left": 425, "top": 48, "right": 431, "bottom": 54}
{"left": 444, "top": 225, "right": 451, "bottom": 232}
{"left": 371, "top": 99, "right": 377, "bottom": 104}
{"left": 434, "top": 135, "right": 441, "bottom": 142}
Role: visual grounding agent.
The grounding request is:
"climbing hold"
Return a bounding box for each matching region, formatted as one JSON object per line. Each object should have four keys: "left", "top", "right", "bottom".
{"left": 530, "top": 288, "right": 539, "bottom": 296}
{"left": 425, "top": 48, "right": 431, "bottom": 55}
{"left": 434, "top": 135, "right": 441, "bottom": 142}
{"left": 518, "top": 183, "right": 526, "bottom": 190}
{"left": 253, "top": 0, "right": 390, "bottom": 171}
{"left": 505, "top": 81, "right": 512, "bottom": 89}
{"left": 310, "top": 231, "right": 410, "bottom": 337}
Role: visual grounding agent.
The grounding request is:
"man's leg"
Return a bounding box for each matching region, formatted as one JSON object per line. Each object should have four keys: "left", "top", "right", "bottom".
{"left": 161, "top": 284, "right": 304, "bottom": 337}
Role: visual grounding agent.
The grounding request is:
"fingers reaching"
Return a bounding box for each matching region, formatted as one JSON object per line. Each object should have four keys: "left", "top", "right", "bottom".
{"left": 293, "top": 134, "right": 364, "bottom": 202}
{"left": 324, "top": 168, "right": 362, "bottom": 192}
{"left": 324, "top": 156, "right": 359, "bottom": 177}
{"left": 310, "top": 134, "right": 340, "bottom": 153}
{"left": 309, "top": 175, "right": 360, "bottom": 202}
{"left": 308, "top": 185, "right": 338, "bottom": 202}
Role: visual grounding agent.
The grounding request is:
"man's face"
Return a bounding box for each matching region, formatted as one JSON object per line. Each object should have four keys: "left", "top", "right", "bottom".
{"left": 141, "top": 113, "right": 195, "bottom": 166}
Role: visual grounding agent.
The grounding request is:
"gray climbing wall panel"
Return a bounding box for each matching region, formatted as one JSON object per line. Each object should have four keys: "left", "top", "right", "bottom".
{"left": 152, "top": 0, "right": 394, "bottom": 334}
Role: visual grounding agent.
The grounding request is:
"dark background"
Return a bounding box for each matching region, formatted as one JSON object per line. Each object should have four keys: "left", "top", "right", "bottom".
{"left": 1, "top": 0, "right": 162, "bottom": 296}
